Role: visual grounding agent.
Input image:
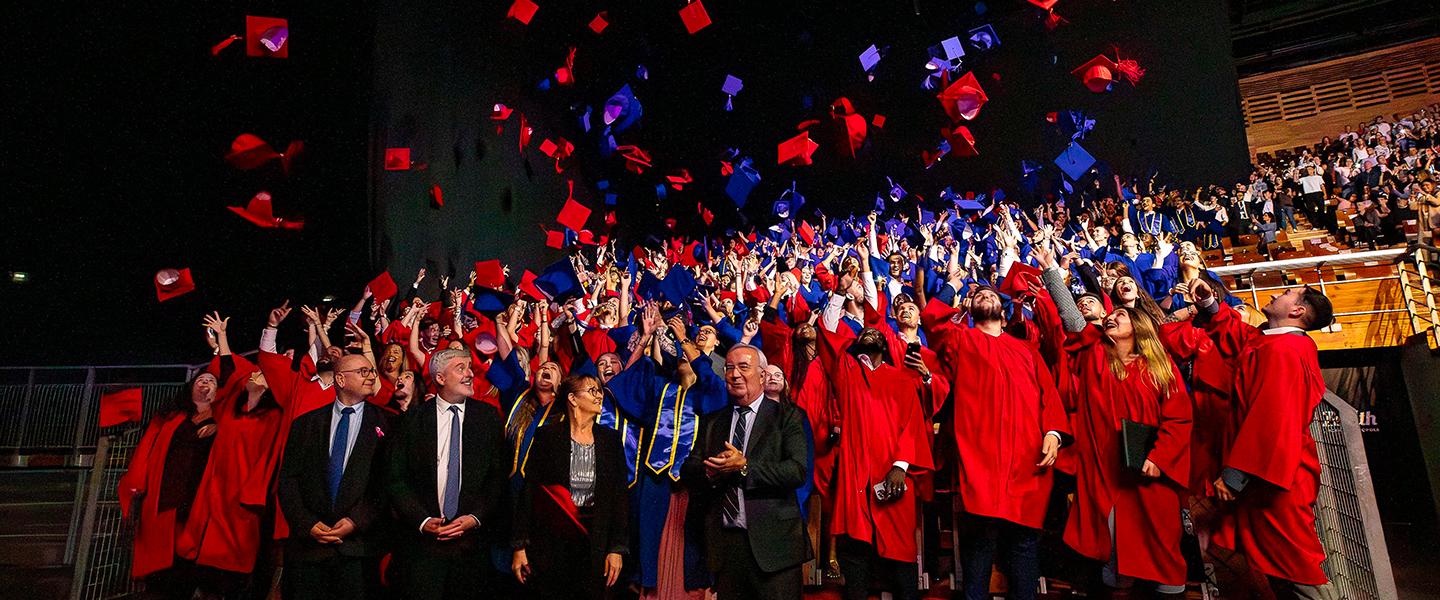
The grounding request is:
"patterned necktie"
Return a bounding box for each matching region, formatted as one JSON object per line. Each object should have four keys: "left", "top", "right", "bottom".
{"left": 443, "top": 405, "right": 462, "bottom": 520}
{"left": 327, "top": 406, "right": 355, "bottom": 507}
{"left": 721, "top": 405, "right": 751, "bottom": 526}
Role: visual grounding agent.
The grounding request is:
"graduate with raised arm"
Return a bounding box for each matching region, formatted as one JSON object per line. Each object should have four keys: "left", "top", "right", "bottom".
{"left": 1189, "top": 278, "right": 1338, "bottom": 600}
{"left": 818, "top": 266, "right": 933, "bottom": 600}
{"left": 921, "top": 243, "right": 1069, "bottom": 600}
{"left": 486, "top": 302, "right": 565, "bottom": 490}
{"left": 1042, "top": 249, "right": 1193, "bottom": 599}
{"left": 604, "top": 302, "right": 729, "bottom": 598}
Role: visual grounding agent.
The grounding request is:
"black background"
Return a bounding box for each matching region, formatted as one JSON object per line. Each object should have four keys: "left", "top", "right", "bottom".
{"left": 2, "top": 0, "right": 1248, "bottom": 365}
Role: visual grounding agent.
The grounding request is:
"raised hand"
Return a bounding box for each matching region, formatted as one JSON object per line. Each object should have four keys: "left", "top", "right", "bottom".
{"left": 267, "top": 300, "right": 292, "bottom": 328}
{"left": 201, "top": 311, "right": 230, "bottom": 334}
{"left": 413, "top": 267, "right": 427, "bottom": 286}
{"left": 323, "top": 307, "right": 344, "bottom": 329}
{"left": 300, "top": 305, "right": 322, "bottom": 326}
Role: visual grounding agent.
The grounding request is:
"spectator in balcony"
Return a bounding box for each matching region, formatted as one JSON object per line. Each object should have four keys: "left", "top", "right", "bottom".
{"left": 1417, "top": 179, "right": 1440, "bottom": 241}
{"left": 1253, "top": 213, "right": 1278, "bottom": 259}
{"left": 1295, "top": 166, "right": 1327, "bottom": 227}
{"left": 1273, "top": 188, "right": 1297, "bottom": 232}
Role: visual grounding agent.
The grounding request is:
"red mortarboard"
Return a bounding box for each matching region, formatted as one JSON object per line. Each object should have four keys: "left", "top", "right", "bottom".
{"left": 367, "top": 272, "right": 399, "bottom": 302}
{"left": 507, "top": 0, "right": 539, "bottom": 24}
{"left": 430, "top": 184, "right": 444, "bottom": 208}
{"left": 1073, "top": 55, "right": 1119, "bottom": 93}
{"left": 938, "top": 71, "right": 988, "bottom": 122}
{"left": 777, "top": 131, "right": 819, "bottom": 167}
{"left": 830, "top": 98, "right": 868, "bottom": 158}
{"left": 544, "top": 228, "right": 565, "bottom": 249}
{"left": 519, "top": 270, "right": 546, "bottom": 301}
{"left": 519, "top": 113, "right": 532, "bottom": 151}
{"left": 589, "top": 11, "right": 609, "bottom": 34}
{"left": 872, "top": 114, "right": 886, "bottom": 128}
{"left": 999, "top": 263, "right": 1044, "bottom": 298}
{"left": 797, "top": 220, "right": 817, "bottom": 246}
{"left": 225, "top": 134, "right": 278, "bottom": 170}
{"left": 616, "top": 145, "right": 652, "bottom": 173}
{"left": 679, "top": 1, "right": 712, "bottom": 34}
{"left": 699, "top": 203, "right": 715, "bottom": 226}
{"left": 384, "top": 148, "right": 411, "bottom": 171}
{"left": 228, "top": 191, "right": 303, "bottom": 230}
{"left": 944, "top": 125, "right": 979, "bottom": 157}
{"left": 99, "top": 388, "right": 143, "bottom": 428}
{"left": 244, "top": 16, "right": 289, "bottom": 58}
{"left": 474, "top": 260, "right": 505, "bottom": 290}
{"left": 155, "top": 268, "right": 195, "bottom": 302}
{"left": 557, "top": 197, "right": 591, "bottom": 232}
{"left": 490, "top": 103, "right": 513, "bottom": 121}
{"left": 1027, "top": 0, "right": 1059, "bottom": 8}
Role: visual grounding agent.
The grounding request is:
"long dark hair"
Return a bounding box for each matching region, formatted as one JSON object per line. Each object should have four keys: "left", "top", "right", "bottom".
{"left": 171, "top": 371, "right": 217, "bottom": 416}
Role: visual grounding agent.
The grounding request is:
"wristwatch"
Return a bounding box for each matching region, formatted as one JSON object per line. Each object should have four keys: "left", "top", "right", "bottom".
{"left": 738, "top": 464, "right": 749, "bottom": 478}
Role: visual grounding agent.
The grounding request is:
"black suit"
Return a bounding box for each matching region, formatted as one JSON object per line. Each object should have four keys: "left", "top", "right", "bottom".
{"left": 277, "top": 402, "right": 391, "bottom": 600}
{"left": 512, "top": 421, "right": 629, "bottom": 599}
{"left": 681, "top": 398, "right": 812, "bottom": 600}
{"left": 387, "top": 398, "right": 508, "bottom": 599}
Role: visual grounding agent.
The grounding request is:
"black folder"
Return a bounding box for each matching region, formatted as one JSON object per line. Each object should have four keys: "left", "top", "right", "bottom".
{"left": 1121, "top": 419, "right": 1158, "bottom": 471}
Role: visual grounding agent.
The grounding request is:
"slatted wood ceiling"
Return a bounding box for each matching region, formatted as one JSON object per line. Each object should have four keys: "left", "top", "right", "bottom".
{"left": 1239, "top": 37, "right": 1440, "bottom": 127}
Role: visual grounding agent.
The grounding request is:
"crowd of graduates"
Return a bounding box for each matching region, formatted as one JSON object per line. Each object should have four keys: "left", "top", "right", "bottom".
{"left": 121, "top": 178, "right": 1342, "bottom": 600}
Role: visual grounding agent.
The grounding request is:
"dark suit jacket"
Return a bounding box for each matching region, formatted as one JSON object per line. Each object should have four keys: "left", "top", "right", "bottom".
{"left": 681, "top": 398, "right": 813, "bottom": 573}
{"left": 277, "top": 402, "right": 391, "bottom": 561}
{"left": 512, "top": 420, "right": 629, "bottom": 578}
{"left": 387, "top": 398, "right": 507, "bottom": 556}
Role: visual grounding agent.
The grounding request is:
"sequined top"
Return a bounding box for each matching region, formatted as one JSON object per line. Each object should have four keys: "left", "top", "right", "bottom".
{"left": 569, "top": 440, "right": 596, "bottom": 507}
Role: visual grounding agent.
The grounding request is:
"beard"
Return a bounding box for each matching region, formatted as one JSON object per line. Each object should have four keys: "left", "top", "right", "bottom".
{"left": 971, "top": 300, "right": 1005, "bottom": 322}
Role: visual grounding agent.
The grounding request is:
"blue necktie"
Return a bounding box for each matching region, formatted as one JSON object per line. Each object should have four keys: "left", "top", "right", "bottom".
{"left": 721, "top": 405, "right": 751, "bottom": 527}
{"left": 327, "top": 406, "right": 355, "bottom": 506}
{"left": 443, "top": 405, "right": 462, "bottom": 520}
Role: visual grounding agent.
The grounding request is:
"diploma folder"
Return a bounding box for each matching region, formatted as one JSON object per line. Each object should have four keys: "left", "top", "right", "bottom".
{"left": 1121, "top": 419, "right": 1158, "bottom": 471}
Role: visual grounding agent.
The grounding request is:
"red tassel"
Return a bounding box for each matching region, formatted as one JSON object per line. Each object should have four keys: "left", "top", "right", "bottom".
{"left": 1115, "top": 59, "right": 1145, "bottom": 84}
{"left": 211, "top": 35, "right": 241, "bottom": 56}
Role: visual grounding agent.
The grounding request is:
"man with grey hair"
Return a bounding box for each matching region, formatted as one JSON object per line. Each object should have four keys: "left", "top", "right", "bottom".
{"left": 388, "top": 347, "right": 507, "bottom": 599}
{"left": 683, "top": 343, "right": 812, "bottom": 600}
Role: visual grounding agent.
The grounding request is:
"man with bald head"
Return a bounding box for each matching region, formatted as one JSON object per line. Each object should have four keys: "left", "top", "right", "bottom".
{"left": 387, "top": 348, "right": 507, "bottom": 599}
{"left": 278, "top": 353, "right": 391, "bottom": 599}
{"left": 682, "top": 344, "right": 812, "bottom": 600}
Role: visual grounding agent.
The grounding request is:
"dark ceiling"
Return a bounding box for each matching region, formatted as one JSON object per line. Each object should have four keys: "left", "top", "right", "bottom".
{"left": 1228, "top": 0, "right": 1440, "bottom": 75}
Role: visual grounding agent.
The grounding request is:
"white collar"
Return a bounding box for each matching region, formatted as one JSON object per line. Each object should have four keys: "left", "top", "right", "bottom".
{"left": 437, "top": 397, "right": 466, "bottom": 414}
{"left": 333, "top": 399, "right": 365, "bottom": 415}
{"left": 1263, "top": 326, "right": 1306, "bottom": 336}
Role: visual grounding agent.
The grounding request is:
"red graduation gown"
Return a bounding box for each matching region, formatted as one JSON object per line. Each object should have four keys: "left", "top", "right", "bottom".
{"left": 1158, "top": 320, "right": 1236, "bottom": 497}
{"left": 1063, "top": 326, "right": 1193, "bottom": 585}
{"left": 920, "top": 300, "right": 1069, "bottom": 529}
{"left": 1203, "top": 306, "right": 1329, "bottom": 585}
{"left": 175, "top": 399, "right": 283, "bottom": 572}
{"left": 257, "top": 350, "right": 337, "bottom": 539}
{"left": 118, "top": 412, "right": 188, "bottom": 578}
{"left": 818, "top": 325, "right": 935, "bottom": 562}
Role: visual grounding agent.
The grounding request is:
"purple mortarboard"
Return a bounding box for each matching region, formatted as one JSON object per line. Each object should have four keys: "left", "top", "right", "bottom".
{"left": 1021, "top": 159, "right": 1043, "bottom": 176}
{"left": 967, "top": 25, "right": 999, "bottom": 52}
{"left": 535, "top": 259, "right": 583, "bottom": 301}
{"left": 957, "top": 198, "right": 985, "bottom": 211}
{"left": 722, "top": 75, "right": 743, "bottom": 111}
{"left": 726, "top": 157, "right": 761, "bottom": 207}
{"left": 1054, "top": 142, "right": 1096, "bottom": 181}
{"left": 926, "top": 37, "right": 965, "bottom": 71}
{"left": 859, "top": 44, "right": 883, "bottom": 76}
{"left": 604, "top": 85, "right": 643, "bottom": 133}
{"left": 657, "top": 266, "right": 698, "bottom": 305}
{"left": 919, "top": 208, "right": 936, "bottom": 224}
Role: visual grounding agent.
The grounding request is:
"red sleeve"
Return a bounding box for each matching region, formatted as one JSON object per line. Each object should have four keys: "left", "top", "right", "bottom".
{"left": 817, "top": 324, "right": 859, "bottom": 431}
{"left": 1148, "top": 363, "right": 1194, "bottom": 489}
{"left": 759, "top": 318, "right": 795, "bottom": 381}
{"left": 381, "top": 320, "right": 411, "bottom": 346}
{"left": 1201, "top": 303, "right": 1262, "bottom": 360}
{"left": 257, "top": 350, "right": 298, "bottom": 408}
{"left": 889, "top": 369, "right": 935, "bottom": 473}
{"left": 239, "top": 415, "right": 285, "bottom": 507}
{"left": 1032, "top": 346, "right": 1069, "bottom": 435}
{"left": 118, "top": 417, "right": 167, "bottom": 518}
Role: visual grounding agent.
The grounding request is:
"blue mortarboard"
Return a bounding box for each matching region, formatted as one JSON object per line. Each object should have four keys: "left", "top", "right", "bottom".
{"left": 773, "top": 181, "right": 804, "bottom": 218}
{"left": 636, "top": 65, "right": 649, "bottom": 80}
{"left": 657, "top": 266, "right": 697, "bottom": 305}
{"left": 471, "top": 287, "right": 515, "bottom": 314}
{"left": 859, "top": 44, "right": 882, "bottom": 73}
{"left": 967, "top": 25, "right": 999, "bottom": 52}
{"left": 887, "top": 177, "right": 906, "bottom": 202}
{"left": 604, "top": 85, "right": 643, "bottom": 133}
{"left": 726, "top": 157, "right": 761, "bottom": 207}
{"left": 722, "top": 75, "right": 743, "bottom": 111}
{"left": 636, "top": 271, "right": 661, "bottom": 301}
{"left": 884, "top": 218, "right": 906, "bottom": 238}
{"left": 1054, "top": 142, "right": 1096, "bottom": 181}
{"left": 838, "top": 224, "right": 859, "bottom": 245}
{"left": 768, "top": 225, "right": 791, "bottom": 244}
{"left": 578, "top": 105, "right": 593, "bottom": 132}
{"left": 926, "top": 37, "right": 964, "bottom": 71}
{"left": 535, "top": 259, "right": 583, "bottom": 301}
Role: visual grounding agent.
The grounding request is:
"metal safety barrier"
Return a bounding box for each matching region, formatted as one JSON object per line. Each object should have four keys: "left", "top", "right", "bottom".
{"left": 1312, "top": 392, "right": 1398, "bottom": 600}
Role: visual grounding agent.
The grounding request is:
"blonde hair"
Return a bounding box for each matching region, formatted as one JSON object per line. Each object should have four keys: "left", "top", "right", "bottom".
{"left": 1104, "top": 306, "right": 1175, "bottom": 392}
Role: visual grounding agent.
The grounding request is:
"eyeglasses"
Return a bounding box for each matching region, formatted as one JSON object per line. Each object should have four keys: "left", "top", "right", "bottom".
{"left": 337, "top": 367, "right": 377, "bottom": 377}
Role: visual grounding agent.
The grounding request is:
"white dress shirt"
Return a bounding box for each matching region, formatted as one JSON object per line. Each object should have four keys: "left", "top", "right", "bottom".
{"left": 723, "top": 396, "right": 768, "bottom": 528}
{"left": 435, "top": 397, "right": 465, "bottom": 511}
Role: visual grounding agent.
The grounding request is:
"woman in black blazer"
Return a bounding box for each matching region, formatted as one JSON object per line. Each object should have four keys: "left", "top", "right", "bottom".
{"left": 511, "top": 373, "right": 629, "bottom": 599}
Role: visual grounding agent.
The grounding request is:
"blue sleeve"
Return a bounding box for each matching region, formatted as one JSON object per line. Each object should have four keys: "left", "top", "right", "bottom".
{"left": 688, "top": 356, "right": 730, "bottom": 416}
{"left": 868, "top": 255, "right": 890, "bottom": 276}
{"left": 934, "top": 282, "right": 957, "bottom": 305}
{"left": 608, "top": 357, "right": 660, "bottom": 422}
{"left": 486, "top": 351, "right": 529, "bottom": 413}
{"left": 713, "top": 319, "right": 744, "bottom": 348}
